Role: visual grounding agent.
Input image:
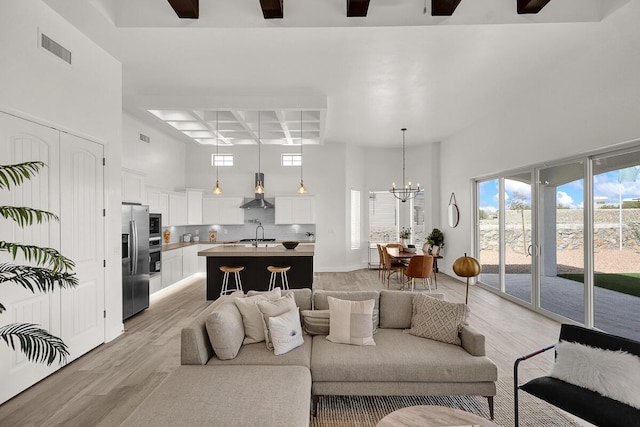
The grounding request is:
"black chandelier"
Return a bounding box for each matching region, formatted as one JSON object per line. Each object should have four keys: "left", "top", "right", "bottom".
{"left": 389, "top": 128, "right": 420, "bottom": 203}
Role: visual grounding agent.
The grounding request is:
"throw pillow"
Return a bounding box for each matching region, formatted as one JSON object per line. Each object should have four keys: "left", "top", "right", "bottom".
{"left": 205, "top": 302, "right": 245, "bottom": 360}
{"left": 300, "top": 309, "right": 379, "bottom": 335}
{"left": 405, "top": 293, "right": 469, "bottom": 345}
{"left": 268, "top": 308, "right": 305, "bottom": 355}
{"left": 551, "top": 340, "right": 640, "bottom": 409}
{"left": 256, "top": 292, "right": 298, "bottom": 350}
{"left": 234, "top": 287, "right": 281, "bottom": 344}
{"left": 326, "top": 296, "right": 376, "bottom": 346}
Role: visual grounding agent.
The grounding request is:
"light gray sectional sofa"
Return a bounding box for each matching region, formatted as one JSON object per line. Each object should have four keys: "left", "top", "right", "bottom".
{"left": 122, "top": 289, "right": 497, "bottom": 426}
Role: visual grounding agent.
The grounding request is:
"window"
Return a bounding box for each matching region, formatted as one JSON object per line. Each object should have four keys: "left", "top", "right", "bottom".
{"left": 369, "top": 191, "right": 398, "bottom": 243}
{"left": 211, "top": 154, "right": 233, "bottom": 166}
{"left": 281, "top": 153, "right": 302, "bottom": 167}
{"left": 351, "top": 190, "right": 361, "bottom": 249}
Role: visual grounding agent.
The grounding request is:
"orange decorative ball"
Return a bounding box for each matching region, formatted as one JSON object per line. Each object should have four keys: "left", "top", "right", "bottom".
{"left": 452, "top": 253, "right": 482, "bottom": 278}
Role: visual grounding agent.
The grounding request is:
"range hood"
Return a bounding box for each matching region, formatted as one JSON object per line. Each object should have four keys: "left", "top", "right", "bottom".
{"left": 240, "top": 173, "right": 274, "bottom": 209}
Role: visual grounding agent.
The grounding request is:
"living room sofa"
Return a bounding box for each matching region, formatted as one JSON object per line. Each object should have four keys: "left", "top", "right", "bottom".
{"left": 122, "top": 288, "right": 497, "bottom": 426}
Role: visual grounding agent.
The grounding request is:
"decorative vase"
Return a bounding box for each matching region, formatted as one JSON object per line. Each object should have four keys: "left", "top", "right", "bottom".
{"left": 431, "top": 245, "right": 440, "bottom": 256}
{"left": 163, "top": 229, "right": 171, "bottom": 244}
{"left": 423, "top": 243, "right": 431, "bottom": 254}
{"left": 401, "top": 238, "right": 408, "bottom": 248}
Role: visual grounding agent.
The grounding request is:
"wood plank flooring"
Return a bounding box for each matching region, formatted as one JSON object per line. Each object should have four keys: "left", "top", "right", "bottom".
{"left": 0, "top": 270, "right": 570, "bottom": 426}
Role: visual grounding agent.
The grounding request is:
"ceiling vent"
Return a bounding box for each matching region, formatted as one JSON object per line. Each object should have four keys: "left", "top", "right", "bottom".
{"left": 139, "top": 133, "right": 151, "bottom": 143}
{"left": 40, "top": 33, "right": 72, "bottom": 65}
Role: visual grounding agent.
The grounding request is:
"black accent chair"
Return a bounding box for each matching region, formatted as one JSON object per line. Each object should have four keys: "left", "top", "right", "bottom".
{"left": 514, "top": 324, "right": 640, "bottom": 427}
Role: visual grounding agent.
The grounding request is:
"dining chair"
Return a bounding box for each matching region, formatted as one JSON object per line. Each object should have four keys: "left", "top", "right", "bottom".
{"left": 376, "top": 244, "right": 385, "bottom": 281}
{"left": 382, "top": 246, "right": 404, "bottom": 288}
{"left": 402, "top": 255, "right": 435, "bottom": 292}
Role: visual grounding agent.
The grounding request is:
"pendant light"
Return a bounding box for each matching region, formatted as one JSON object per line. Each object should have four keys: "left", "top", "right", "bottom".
{"left": 255, "top": 111, "right": 265, "bottom": 194}
{"left": 390, "top": 128, "right": 421, "bottom": 203}
{"left": 212, "top": 110, "right": 223, "bottom": 194}
{"left": 297, "top": 110, "right": 307, "bottom": 194}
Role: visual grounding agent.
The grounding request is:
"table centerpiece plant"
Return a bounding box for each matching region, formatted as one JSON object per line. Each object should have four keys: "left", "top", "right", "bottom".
{"left": 399, "top": 227, "right": 411, "bottom": 248}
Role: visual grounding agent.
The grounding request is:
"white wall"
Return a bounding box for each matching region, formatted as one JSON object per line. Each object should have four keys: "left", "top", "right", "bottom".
{"left": 439, "top": 0, "right": 640, "bottom": 277}
{"left": 0, "top": 0, "right": 122, "bottom": 340}
{"left": 122, "top": 112, "right": 186, "bottom": 190}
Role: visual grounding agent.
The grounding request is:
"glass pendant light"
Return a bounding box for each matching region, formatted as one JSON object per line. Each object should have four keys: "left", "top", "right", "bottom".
{"left": 212, "top": 110, "right": 223, "bottom": 194}
{"left": 255, "top": 111, "right": 265, "bottom": 194}
{"left": 297, "top": 110, "right": 307, "bottom": 194}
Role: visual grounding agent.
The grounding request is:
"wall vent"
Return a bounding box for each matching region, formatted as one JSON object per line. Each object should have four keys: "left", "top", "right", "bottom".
{"left": 40, "top": 33, "right": 72, "bottom": 65}
{"left": 139, "top": 133, "right": 151, "bottom": 143}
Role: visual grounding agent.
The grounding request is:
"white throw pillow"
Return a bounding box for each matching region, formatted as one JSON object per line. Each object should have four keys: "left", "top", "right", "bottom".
{"left": 233, "top": 287, "right": 281, "bottom": 344}
{"left": 301, "top": 309, "right": 379, "bottom": 336}
{"left": 326, "top": 296, "right": 376, "bottom": 346}
{"left": 268, "top": 308, "right": 304, "bottom": 356}
{"left": 551, "top": 340, "right": 640, "bottom": 409}
{"left": 256, "top": 292, "right": 298, "bottom": 350}
{"left": 405, "top": 293, "right": 469, "bottom": 345}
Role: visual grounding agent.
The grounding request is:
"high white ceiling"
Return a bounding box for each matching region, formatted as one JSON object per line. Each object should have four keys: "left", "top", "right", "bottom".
{"left": 43, "top": 0, "right": 632, "bottom": 147}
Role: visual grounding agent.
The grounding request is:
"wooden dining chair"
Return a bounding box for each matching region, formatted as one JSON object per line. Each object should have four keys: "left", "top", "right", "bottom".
{"left": 376, "top": 244, "right": 385, "bottom": 281}
{"left": 402, "top": 255, "right": 435, "bottom": 292}
{"left": 382, "top": 246, "right": 404, "bottom": 288}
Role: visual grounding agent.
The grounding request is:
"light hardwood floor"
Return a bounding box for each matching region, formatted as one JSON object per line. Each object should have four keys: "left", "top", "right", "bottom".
{"left": 0, "top": 270, "right": 567, "bottom": 426}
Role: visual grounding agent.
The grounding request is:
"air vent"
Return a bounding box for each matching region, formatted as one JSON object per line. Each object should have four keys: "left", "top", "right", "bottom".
{"left": 40, "top": 33, "right": 72, "bottom": 64}
{"left": 139, "top": 133, "right": 151, "bottom": 143}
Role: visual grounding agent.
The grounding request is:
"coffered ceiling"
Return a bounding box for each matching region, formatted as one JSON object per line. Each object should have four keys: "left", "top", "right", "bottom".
{"left": 43, "top": 0, "right": 633, "bottom": 147}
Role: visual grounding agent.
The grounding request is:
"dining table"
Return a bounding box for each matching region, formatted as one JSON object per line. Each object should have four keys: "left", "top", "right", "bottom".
{"left": 386, "top": 246, "right": 442, "bottom": 288}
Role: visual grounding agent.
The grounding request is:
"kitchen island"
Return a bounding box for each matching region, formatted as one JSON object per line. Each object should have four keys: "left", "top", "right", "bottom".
{"left": 198, "top": 244, "right": 314, "bottom": 300}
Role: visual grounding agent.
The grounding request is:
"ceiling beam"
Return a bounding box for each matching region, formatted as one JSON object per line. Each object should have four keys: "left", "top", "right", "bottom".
{"left": 260, "top": 0, "right": 284, "bottom": 19}
{"left": 517, "top": 0, "right": 552, "bottom": 14}
{"left": 431, "top": 0, "right": 463, "bottom": 16}
{"left": 347, "top": 0, "right": 370, "bottom": 17}
{"left": 166, "top": 0, "right": 199, "bottom": 19}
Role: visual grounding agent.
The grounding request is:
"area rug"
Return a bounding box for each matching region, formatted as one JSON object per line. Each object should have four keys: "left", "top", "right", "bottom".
{"left": 311, "top": 377, "right": 583, "bottom": 427}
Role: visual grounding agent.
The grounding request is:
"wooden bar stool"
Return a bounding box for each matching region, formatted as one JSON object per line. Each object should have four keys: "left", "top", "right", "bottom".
{"left": 219, "top": 266, "right": 244, "bottom": 296}
{"left": 267, "top": 266, "right": 290, "bottom": 291}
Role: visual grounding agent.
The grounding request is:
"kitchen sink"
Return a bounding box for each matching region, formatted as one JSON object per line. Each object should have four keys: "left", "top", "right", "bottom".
{"left": 245, "top": 243, "right": 279, "bottom": 248}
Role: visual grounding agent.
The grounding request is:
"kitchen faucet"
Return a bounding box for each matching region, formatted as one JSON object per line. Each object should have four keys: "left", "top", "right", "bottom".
{"left": 255, "top": 222, "right": 265, "bottom": 247}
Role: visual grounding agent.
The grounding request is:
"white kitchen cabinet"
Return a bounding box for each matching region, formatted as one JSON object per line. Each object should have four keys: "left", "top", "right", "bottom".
{"left": 275, "top": 196, "right": 315, "bottom": 224}
{"left": 202, "top": 196, "right": 244, "bottom": 225}
{"left": 186, "top": 189, "right": 203, "bottom": 225}
{"left": 149, "top": 275, "right": 163, "bottom": 295}
{"left": 197, "top": 244, "right": 218, "bottom": 272}
{"left": 122, "top": 169, "right": 145, "bottom": 203}
{"left": 182, "top": 245, "right": 200, "bottom": 278}
{"left": 162, "top": 249, "right": 183, "bottom": 287}
{"left": 169, "top": 192, "right": 187, "bottom": 226}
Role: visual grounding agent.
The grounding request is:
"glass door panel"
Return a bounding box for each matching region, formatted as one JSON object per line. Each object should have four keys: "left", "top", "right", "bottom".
{"left": 504, "top": 174, "right": 532, "bottom": 303}
{"left": 478, "top": 179, "right": 500, "bottom": 289}
{"left": 593, "top": 151, "right": 640, "bottom": 341}
{"left": 538, "top": 161, "right": 585, "bottom": 323}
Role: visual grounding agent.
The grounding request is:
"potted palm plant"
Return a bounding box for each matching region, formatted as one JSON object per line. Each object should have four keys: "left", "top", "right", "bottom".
{"left": 0, "top": 161, "right": 78, "bottom": 365}
{"left": 426, "top": 228, "right": 445, "bottom": 256}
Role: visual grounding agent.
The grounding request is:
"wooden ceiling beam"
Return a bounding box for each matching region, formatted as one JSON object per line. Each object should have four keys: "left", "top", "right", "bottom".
{"left": 260, "top": 0, "right": 284, "bottom": 19}
{"left": 517, "top": 0, "right": 552, "bottom": 14}
{"left": 347, "top": 0, "right": 370, "bottom": 17}
{"left": 431, "top": 0, "right": 463, "bottom": 16}
{"left": 166, "top": 0, "right": 199, "bottom": 19}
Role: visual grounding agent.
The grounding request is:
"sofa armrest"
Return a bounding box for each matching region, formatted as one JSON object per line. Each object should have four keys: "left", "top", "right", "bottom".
{"left": 460, "top": 325, "right": 486, "bottom": 356}
{"left": 181, "top": 315, "right": 214, "bottom": 365}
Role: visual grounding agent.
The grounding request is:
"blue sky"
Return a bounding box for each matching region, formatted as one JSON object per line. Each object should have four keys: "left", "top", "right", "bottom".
{"left": 479, "top": 168, "right": 640, "bottom": 212}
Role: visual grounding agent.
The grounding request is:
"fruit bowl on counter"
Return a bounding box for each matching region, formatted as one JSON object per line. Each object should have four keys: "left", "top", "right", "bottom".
{"left": 282, "top": 241, "right": 299, "bottom": 250}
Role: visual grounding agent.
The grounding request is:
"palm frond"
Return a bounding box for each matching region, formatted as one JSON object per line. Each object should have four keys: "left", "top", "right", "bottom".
{"left": 0, "top": 206, "right": 59, "bottom": 227}
{"left": 0, "top": 161, "right": 45, "bottom": 190}
{"left": 0, "top": 323, "right": 69, "bottom": 365}
{"left": 0, "top": 242, "right": 75, "bottom": 272}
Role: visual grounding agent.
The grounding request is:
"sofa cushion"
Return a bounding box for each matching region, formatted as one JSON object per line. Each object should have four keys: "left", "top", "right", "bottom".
{"left": 379, "top": 290, "right": 444, "bottom": 329}
{"left": 269, "top": 308, "right": 305, "bottom": 356}
{"left": 301, "top": 309, "right": 379, "bottom": 335}
{"left": 326, "top": 296, "right": 376, "bottom": 346}
{"left": 207, "top": 334, "right": 312, "bottom": 368}
{"left": 313, "top": 290, "right": 380, "bottom": 328}
{"left": 204, "top": 301, "right": 245, "bottom": 360}
{"left": 311, "top": 329, "right": 497, "bottom": 383}
{"left": 406, "top": 293, "right": 469, "bottom": 345}
{"left": 256, "top": 292, "right": 298, "bottom": 350}
{"left": 234, "top": 288, "right": 281, "bottom": 344}
{"left": 248, "top": 288, "right": 312, "bottom": 312}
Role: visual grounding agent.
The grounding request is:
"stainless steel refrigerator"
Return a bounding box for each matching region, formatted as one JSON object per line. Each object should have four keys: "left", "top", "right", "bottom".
{"left": 122, "top": 204, "right": 150, "bottom": 320}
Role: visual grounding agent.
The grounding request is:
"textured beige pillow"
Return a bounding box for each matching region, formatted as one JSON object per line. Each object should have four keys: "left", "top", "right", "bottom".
{"left": 234, "top": 288, "right": 281, "bottom": 344}
{"left": 406, "top": 293, "right": 469, "bottom": 345}
{"left": 326, "top": 296, "right": 376, "bottom": 346}
{"left": 268, "top": 308, "right": 304, "bottom": 356}
{"left": 256, "top": 292, "right": 298, "bottom": 350}
{"left": 205, "top": 302, "right": 245, "bottom": 360}
{"left": 301, "top": 309, "right": 379, "bottom": 335}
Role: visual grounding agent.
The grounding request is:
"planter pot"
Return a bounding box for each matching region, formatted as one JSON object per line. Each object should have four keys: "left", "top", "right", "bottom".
{"left": 431, "top": 245, "right": 440, "bottom": 256}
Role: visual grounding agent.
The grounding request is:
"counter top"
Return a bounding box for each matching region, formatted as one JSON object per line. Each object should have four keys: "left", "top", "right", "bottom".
{"left": 198, "top": 244, "right": 314, "bottom": 257}
{"left": 163, "top": 240, "right": 315, "bottom": 252}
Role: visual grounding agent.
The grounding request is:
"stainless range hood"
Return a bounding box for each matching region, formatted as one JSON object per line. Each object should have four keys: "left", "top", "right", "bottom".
{"left": 240, "top": 173, "right": 274, "bottom": 209}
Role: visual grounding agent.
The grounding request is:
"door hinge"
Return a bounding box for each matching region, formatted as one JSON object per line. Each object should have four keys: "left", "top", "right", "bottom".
{"left": 102, "top": 157, "right": 106, "bottom": 166}
{"left": 103, "top": 310, "right": 107, "bottom": 318}
{"left": 103, "top": 208, "right": 106, "bottom": 217}
{"left": 103, "top": 259, "right": 106, "bottom": 267}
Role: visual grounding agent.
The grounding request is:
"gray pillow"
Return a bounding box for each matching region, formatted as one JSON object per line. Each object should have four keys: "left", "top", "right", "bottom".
{"left": 205, "top": 302, "right": 245, "bottom": 360}
{"left": 405, "top": 293, "right": 469, "bottom": 346}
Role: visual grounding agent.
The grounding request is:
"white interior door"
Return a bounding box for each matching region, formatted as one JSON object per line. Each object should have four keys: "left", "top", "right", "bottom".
{"left": 59, "top": 132, "right": 105, "bottom": 360}
{"left": 0, "top": 112, "right": 62, "bottom": 403}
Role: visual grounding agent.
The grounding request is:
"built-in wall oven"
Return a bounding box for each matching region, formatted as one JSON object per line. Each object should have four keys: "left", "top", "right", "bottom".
{"left": 149, "top": 213, "right": 162, "bottom": 275}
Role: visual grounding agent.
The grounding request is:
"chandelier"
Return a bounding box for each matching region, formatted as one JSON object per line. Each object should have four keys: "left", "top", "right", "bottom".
{"left": 390, "top": 128, "right": 420, "bottom": 203}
